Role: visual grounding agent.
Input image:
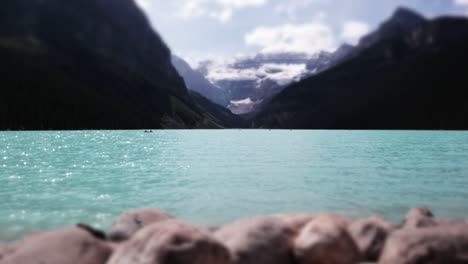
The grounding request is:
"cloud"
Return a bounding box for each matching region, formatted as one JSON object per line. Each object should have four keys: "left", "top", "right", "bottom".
{"left": 273, "top": 0, "right": 327, "bottom": 21}
{"left": 455, "top": 0, "right": 468, "bottom": 6}
{"left": 178, "top": 0, "right": 268, "bottom": 23}
{"left": 454, "top": 0, "right": 468, "bottom": 16}
{"left": 340, "top": 21, "right": 371, "bottom": 45}
{"left": 245, "top": 23, "right": 336, "bottom": 54}
{"left": 217, "top": 0, "right": 268, "bottom": 8}
{"left": 135, "top": 0, "right": 151, "bottom": 9}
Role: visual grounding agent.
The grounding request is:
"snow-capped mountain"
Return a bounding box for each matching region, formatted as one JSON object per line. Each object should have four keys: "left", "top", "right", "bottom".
{"left": 196, "top": 50, "right": 352, "bottom": 114}
{"left": 173, "top": 47, "right": 355, "bottom": 115}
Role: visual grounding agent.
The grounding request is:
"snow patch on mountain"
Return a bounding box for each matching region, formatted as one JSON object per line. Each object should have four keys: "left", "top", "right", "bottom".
{"left": 190, "top": 47, "right": 355, "bottom": 114}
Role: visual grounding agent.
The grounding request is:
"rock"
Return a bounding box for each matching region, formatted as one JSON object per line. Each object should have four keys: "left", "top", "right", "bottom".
{"left": 293, "top": 214, "right": 360, "bottom": 264}
{"left": 207, "top": 225, "right": 221, "bottom": 233}
{"left": 78, "top": 223, "right": 107, "bottom": 240}
{"left": 108, "top": 208, "right": 173, "bottom": 242}
{"left": 214, "top": 216, "right": 295, "bottom": 264}
{"left": 1, "top": 226, "right": 112, "bottom": 264}
{"left": 348, "top": 216, "right": 396, "bottom": 262}
{"left": 433, "top": 218, "right": 468, "bottom": 226}
{"left": 404, "top": 207, "right": 468, "bottom": 229}
{"left": 107, "top": 219, "right": 230, "bottom": 264}
{"left": 404, "top": 207, "right": 436, "bottom": 228}
{"left": 0, "top": 243, "right": 15, "bottom": 261}
{"left": 273, "top": 213, "right": 316, "bottom": 233}
{"left": 379, "top": 225, "right": 468, "bottom": 264}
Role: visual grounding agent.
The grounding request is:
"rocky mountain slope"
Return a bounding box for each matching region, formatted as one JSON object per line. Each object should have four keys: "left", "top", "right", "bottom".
{"left": 253, "top": 8, "right": 468, "bottom": 129}
{"left": 0, "top": 0, "right": 225, "bottom": 129}
{"left": 172, "top": 55, "right": 229, "bottom": 107}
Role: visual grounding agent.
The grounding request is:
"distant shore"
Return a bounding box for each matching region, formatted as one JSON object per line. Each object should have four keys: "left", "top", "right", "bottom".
{"left": 1, "top": 207, "right": 468, "bottom": 264}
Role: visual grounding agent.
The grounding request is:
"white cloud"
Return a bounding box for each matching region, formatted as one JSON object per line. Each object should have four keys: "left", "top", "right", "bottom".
{"left": 455, "top": 0, "right": 468, "bottom": 6}
{"left": 177, "top": 0, "right": 268, "bottom": 23}
{"left": 210, "top": 8, "right": 233, "bottom": 23}
{"left": 135, "top": 0, "right": 151, "bottom": 9}
{"left": 274, "top": 0, "right": 325, "bottom": 21}
{"left": 340, "top": 21, "right": 371, "bottom": 45}
{"left": 206, "top": 63, "right": 258, "bottom": 82}
{"left": 260, "top": 63, "right": 307, "bottom": 85}
{"left": 454, "top": 0, "right": 468, "bottom": 16}
{"left": 204, "top": 56, "right": 307, "bottom": 86}
{"left": 245, "top": 23, "right": 336, "bottom": 54}
{"left": 217, "top": 0, "right": 268, "bottom": 8}
{"left": 178, "top": 0, "right": 208, "bottom": 18}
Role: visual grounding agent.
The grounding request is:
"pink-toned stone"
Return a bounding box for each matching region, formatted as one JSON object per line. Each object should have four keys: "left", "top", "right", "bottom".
{"left": 293, "top": 214, "right": 360, "bottom": 264}
{"left": 107, "top": 219, "right": 231, "bottom": 264}
{"left": 0, "top": 243, "right": 15, "bottom": 261}
{"left": 108, "top": 208, "right": 173, "bottom": 241}
{"left": 404, "top": 207, "right": 468, "bottom": 229}
{"left": 214, "top": 216, "right": 295, "bottom": 264}
{"left": 404, "top": 207, "right": 436, "bottom": 228}
{"left": 380, "top": 225, "right": 468, "bottom": 264}
{"left": 1, "top": 226, "right": 112, "bottom": 264}
{"left": 348, "top": 216, "right": 396, "bottom": 262}
{"left": 273, "top": 213, "right": 317, "bottom": 232}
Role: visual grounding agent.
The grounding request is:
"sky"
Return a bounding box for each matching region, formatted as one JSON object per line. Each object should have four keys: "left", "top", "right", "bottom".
{"left": 135, "top": 0, "right": 468, "bottom": 63}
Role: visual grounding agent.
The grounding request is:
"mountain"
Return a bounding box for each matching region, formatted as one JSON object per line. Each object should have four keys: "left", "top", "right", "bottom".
{"left": 189, "top": 91, "right": 246, "bottom": 128}
{"left": 359, "top": 7, "right": 426, "bottom": 49}
{"left": 200, "top": 51, "right": 347, "bottom": 115}
{"left": 307, "top": 44, "right": 354, "bottom": 73}
{"left": 253, "top": 8, "right": 468, "bottom": 129}
{"left": 0, "top": 0, "right": 223, "bottom": 129}
{"left": 171, "top": 55, "right": 229, "bottom": 107}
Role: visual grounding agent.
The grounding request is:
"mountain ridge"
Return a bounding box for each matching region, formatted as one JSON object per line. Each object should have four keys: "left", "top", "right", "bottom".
{"left": 252, "top": 10, "right": 468, "bottom": 129}
{"left": 0, "top": 0, "right": 227, "bottom": 129}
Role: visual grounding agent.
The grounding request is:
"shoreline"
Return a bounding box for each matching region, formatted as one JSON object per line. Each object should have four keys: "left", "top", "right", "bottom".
{"left": 2, "top": 207, "right": 468, "bottom": 264}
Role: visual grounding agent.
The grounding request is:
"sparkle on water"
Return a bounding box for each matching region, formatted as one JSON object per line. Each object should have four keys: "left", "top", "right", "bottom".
{"left": 1, "top": 130, "right": 468, "bottom": 241}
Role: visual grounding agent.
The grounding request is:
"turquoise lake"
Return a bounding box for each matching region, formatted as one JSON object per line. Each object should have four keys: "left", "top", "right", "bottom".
{"left": 1, "top": 130, "right": 468, "bottom": 241}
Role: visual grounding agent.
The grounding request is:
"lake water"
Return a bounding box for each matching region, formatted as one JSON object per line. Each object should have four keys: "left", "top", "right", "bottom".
{"left": 1, "top": 130, "right": 468, "bottom": 241}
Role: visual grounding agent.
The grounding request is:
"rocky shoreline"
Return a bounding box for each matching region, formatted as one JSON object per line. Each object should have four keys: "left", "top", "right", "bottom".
{"left": 1, "top": 207, "right": 468, "bottom": 264}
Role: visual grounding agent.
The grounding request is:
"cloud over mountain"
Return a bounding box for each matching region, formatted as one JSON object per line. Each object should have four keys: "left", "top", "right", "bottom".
{"left": 177, "top": 0, "right": 268, "bottom": 22}
{"left": 245, "top": 23, "right": 336, "bottom": 54}
{"left": 340, "top": 21, "right": 371, "bottom": 45}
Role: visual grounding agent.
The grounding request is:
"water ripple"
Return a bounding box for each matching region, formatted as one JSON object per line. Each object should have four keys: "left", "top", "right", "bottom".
{"left": 0, "top": 130, "right": 467, "bottom": 241}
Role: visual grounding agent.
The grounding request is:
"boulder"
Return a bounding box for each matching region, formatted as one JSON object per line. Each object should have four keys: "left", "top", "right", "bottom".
{"left": 107, "top": 219, "right": 230, "bottom": 264}
{"left": 108, "top": 208, "right": 173, "bottom": 242}
{"left": 1, "top": 226, "right": 112, "bottom": 264}
{"left": 348, "top": 216, "right": 396, "bottom": 262}
{"left": 78, "top": 223, "right": 107, "bottom": 240}
{"left": 404, "top": 207, "right": 436, "bottom": 228}
{"left": 214, "top": 216, "right": 295, "bottom": 264}
{"left": 273, "top": 213, "right": 316, "bottom": 233}
{"left": 0, "top": 243, "right": 15, "bottom": 261}
{"left": 379, "top": 225, "right": 468, "bottom": 264}
{"left": 293, "top": 214, "right": 360, "bottom": 264}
